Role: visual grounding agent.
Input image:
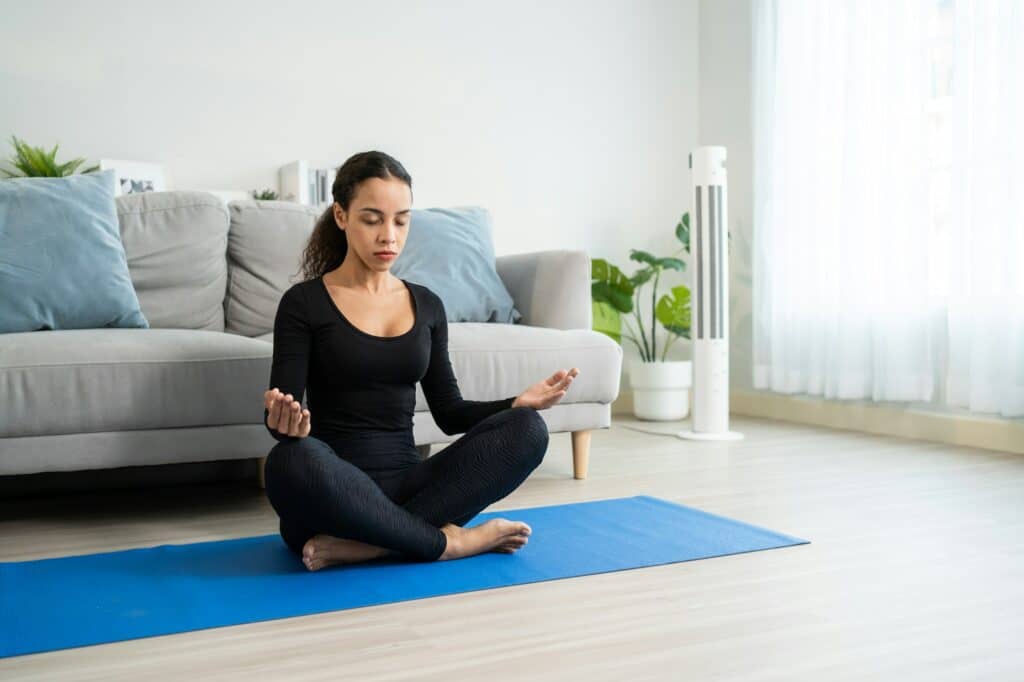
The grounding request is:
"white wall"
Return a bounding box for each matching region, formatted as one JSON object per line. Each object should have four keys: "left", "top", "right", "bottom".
{"left": 0, "top": 0, "right": 698, "bottom": 263}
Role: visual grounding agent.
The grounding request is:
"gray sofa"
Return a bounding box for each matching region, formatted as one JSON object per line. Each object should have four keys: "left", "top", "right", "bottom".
{"left": 0, "top": 191, "right": 622, "bottom": 483}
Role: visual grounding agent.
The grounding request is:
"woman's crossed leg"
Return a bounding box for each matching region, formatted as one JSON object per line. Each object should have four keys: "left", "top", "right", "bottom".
{"left": 264, "top": 406, "right": 549, "bottom": 570}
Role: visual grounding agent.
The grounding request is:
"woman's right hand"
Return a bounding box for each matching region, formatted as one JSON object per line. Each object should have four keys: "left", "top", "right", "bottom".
{"left": 265, "top": 388, "right": 311, "bottom": 438}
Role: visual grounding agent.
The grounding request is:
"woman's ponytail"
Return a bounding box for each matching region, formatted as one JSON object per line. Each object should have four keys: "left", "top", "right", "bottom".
{"left": 297, "top": 205, "right": 347, "bottom": 282}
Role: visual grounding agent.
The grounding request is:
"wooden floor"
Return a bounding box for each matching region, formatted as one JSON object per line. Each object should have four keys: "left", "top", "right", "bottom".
{"left": 1, "top": 415, "right": 1022, "bottom": 680}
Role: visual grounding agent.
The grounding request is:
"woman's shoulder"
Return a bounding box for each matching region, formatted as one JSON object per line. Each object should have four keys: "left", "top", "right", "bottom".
{"left": 403, "top": 279, "right": 444, "bottom": 314}
{"left": 278, "top": 278, "right": 320, "bottom": 309}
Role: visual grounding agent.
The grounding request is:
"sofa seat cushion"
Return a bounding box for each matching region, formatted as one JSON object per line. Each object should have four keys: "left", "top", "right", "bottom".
{"left": 414, "top": 323, "right": 621, "bottom": 411}
{"left": 0, "top": 329, "right": 271, "bottom": 439}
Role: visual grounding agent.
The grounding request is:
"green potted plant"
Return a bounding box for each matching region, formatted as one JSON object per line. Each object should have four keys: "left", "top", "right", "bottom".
{"left": 252, "top": 188, "right": 279, "bottom": 200}
{"left": 1, "top": 136, "right": 100, "bottom": 178}
{"left": 591, "top": 212, "right": 693, "bottom": 420}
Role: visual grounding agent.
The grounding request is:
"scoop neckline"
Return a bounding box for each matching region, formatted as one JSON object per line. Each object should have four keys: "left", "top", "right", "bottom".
{"left": 319, "top": 276, "right": 419, "bottom": 341}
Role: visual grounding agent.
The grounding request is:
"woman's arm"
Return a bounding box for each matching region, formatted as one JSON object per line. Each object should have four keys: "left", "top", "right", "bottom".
{"left": 264, "top": 285, "right": 312, "bottom": 442}
{"left": 420, "top": 294, "right": 515, "bottom": 436}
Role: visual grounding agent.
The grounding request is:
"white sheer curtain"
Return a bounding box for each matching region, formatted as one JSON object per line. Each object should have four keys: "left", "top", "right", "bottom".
{"left": 752, "top": 0, "right": 1024, "bottom": 417}
{"left": 752, "top": 0, "right": 938, "bottom": 402}
{"left": 948, "top": 0, "right": 1024, "bottom": 417}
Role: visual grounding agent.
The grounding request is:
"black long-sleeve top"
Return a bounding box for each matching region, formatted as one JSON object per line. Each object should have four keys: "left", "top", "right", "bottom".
{"left": 263, "top": 277, "right": 516, "bottom": 444}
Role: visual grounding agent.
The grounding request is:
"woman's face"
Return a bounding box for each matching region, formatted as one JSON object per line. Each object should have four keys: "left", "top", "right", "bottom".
{"left": 334, "top": 177, "right": 412, "bottom": 272}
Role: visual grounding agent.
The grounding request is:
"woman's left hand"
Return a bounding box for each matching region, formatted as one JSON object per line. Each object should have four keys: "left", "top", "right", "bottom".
{"left": 512, "top": 368, "right": 580, "bottom": 410}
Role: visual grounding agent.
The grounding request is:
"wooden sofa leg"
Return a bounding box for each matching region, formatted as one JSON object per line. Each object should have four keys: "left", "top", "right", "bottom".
{"left": 571, "top": 430, "right": 591, "bottom": 480}
{"left": 257, "top": 455, "right": 267, "bottom": 490}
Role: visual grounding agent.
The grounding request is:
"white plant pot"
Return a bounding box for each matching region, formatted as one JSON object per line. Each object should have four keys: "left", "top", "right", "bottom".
{"left": 629, "top": 360, "right": 692, "bottom": 421}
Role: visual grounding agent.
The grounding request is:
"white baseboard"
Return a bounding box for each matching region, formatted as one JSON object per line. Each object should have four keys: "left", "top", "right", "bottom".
{"left": 612, "top": 388, "right": 1024, "bottom": 455}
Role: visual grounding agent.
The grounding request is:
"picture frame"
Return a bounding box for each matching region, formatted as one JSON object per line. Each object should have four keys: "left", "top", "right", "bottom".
{"left": 98, "top": 159, "right": 167, "bottom": 196}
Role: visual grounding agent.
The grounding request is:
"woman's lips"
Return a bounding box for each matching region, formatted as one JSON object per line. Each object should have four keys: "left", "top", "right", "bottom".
{"left": 375, "top": 252, "right": 397, "bottom": 260}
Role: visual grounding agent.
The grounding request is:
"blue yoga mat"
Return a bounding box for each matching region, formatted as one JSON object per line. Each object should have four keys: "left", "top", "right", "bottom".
{"left": 0, "top": 495, "right": 808, "bottom": 658}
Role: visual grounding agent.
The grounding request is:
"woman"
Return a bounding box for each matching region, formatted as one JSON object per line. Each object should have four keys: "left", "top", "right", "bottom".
{"left": 263, "top": 150, "right": 580, "bottom": 571}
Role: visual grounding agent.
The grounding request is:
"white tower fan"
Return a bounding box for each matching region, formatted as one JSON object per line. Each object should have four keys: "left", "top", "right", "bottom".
{"left": 678, "top": 147, "right": 743, "bottom": 441}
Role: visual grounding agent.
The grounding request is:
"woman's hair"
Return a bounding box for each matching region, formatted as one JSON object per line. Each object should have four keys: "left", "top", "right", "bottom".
{"left": 296, "top": 150, "right": 413, "bottom": 281}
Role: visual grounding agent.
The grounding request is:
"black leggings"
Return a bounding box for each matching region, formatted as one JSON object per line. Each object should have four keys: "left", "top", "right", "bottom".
{"left": 263, "top": 406, "right": 550, "bottom": 562}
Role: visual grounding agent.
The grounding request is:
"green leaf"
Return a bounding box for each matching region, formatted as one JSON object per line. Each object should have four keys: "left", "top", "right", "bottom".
{"left": 657, "top": 257, "right": 685, "bottom": 272}
{"left": 630, "top": 267, "right": 655, "bottom": 287}
{"left": 4, "top": 136, "right": 97, "bottom": 177}
{"left": 629, "top": 250, "right": 684, "bottom": 274}
{"left": 592, "top": 300, "right": 621, "bottom": 343}
{"left": 591, "top": 258, "right": 635, "bottom": 312}
{"left": 21, "top": 141, "right": 57, "bottom": 175}
{"left": 24, "top": 144, "right": 56, "bottom": 176}
{"left": 55, "top": 158, "right": 86, "bottom": 176}
{"left": 592, "top": 281, "right": 633, "bottom": 312}
{"left": 592, "top": 258, "right": 631, "bottom": 290}
{"left": 676, "top": 212, "right": 690, "bottom": 254}
{"left": 629, "top": 249, "right": 658, "bottom": 267}
{"left": 655, "top": 285, "right": 691, "bottom": 338}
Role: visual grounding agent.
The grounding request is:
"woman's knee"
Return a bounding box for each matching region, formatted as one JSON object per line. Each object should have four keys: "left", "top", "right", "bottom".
{"left": 509, "top": 407, "right": 549, "bottom": 462}
{"left": 264, "top": 436, "right": 330, "bottom": 507}
{"left": 268, "top": 434, "right": 327, "bottom": 458}
{"left": 266, "top": 436, "right": 328, "bottom": 474}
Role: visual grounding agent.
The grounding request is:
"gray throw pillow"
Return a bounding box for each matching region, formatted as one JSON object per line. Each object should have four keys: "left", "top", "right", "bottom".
{"left": 391, "top": 206, "right": 521, "bottom": 323}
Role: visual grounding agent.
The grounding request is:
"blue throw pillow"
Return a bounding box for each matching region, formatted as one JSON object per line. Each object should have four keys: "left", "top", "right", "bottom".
{"left": 0, "top": 169, "right": 149, "bottom": 333}
{"left": 391, "top": 206, "right": 522, "bottom": 323}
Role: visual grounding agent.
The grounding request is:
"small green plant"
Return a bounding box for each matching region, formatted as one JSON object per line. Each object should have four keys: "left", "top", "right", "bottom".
{"left": 252, "top": 188, "right": 279, "bottom": 200}
{"left": 1, "top": 135, "right": 100, "bottom": 178}
{"left": 591, "top": 213, "right": 693, "bottom": 362}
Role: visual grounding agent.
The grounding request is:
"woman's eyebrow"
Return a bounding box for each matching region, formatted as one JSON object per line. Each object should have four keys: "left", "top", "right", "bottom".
{"left": 359, "top": 208, "right": 411, "bottom": 215}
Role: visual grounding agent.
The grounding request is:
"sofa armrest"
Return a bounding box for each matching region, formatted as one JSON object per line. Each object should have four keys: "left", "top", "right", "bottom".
{"left": 495, "top": 249, "right": 591, "bottom": 330}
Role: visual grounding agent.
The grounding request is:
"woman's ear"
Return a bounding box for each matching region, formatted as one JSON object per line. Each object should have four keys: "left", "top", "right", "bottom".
{"left": 332, "top": 202, "right": 345, "bottom": 231}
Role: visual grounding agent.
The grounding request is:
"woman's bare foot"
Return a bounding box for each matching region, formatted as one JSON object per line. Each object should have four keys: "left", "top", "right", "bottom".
{"left": 302, "top": 534, "right": 399, "bottom": 571}
{"left": 438, "top": 518, "right": 531, "bottom": 560}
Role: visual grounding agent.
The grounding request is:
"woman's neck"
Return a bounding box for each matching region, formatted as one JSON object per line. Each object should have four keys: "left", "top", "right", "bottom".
{"left": 326, "top": 257, "right": 397, "bottom": 295}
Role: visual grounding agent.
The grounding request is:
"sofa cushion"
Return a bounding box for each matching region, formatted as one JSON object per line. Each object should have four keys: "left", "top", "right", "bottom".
{"left": 225, "top": 200, "right": 318, "bottom": 337}
{"left": 0, "top": 169, "right": 149, "bottom": 333}
{"left": 413, "top": 323, "right": 620, "bottom": 409}
{"left": 117, "top": 191, "right": 229, "bottom": 331}
{"left": 0, "top": 329, "right": 271, "bottom": 439}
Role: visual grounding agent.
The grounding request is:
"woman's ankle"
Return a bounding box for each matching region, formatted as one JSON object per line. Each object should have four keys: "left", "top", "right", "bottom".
{"left": 439, "top": 523, "right": 463, "bottom": 561}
